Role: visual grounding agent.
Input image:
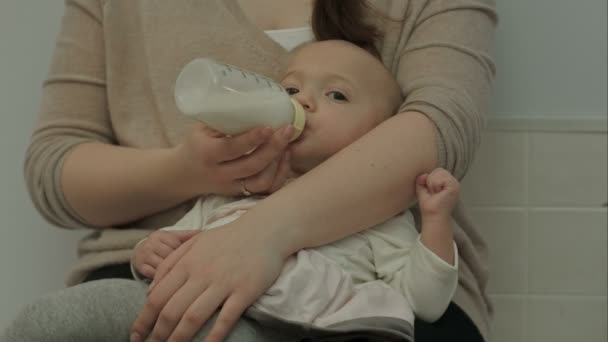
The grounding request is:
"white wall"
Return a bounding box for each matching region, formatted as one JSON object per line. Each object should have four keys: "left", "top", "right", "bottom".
{"left": 493, "top": 0, "right": 608, "bottom": 118}
{"left": 460, "top": 127, "right": 607, "bottom": 342}
{"left": 0, "top": 0, "right": 86, "bottom": 330}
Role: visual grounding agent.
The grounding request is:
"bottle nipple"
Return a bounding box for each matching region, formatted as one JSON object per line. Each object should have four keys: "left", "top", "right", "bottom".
{"left": 290, "top": 98, "right": 306, "bottom": 142}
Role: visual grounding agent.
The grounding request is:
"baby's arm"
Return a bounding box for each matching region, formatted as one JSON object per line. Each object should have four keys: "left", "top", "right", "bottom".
{"left": 416, "top": 168, "right": 459, "bottom": 265}
{"left": 372, "top": 168, "right": 460, "bottom": 322}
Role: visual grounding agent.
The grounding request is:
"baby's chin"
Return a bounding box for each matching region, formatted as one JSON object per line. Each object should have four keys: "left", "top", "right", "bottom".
{"left": 289, "top": 136, "right": 330, "bottom": 174}
{"left": 289, "top": 154, "right": 315, "bottom": 175}
{"left": 289, "top": 147, "right": 321, "bottom": 175}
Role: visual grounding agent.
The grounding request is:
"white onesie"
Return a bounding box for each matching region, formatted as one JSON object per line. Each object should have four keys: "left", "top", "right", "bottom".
{"left": 132, "top": 195, "right": 458, "bottom": 331}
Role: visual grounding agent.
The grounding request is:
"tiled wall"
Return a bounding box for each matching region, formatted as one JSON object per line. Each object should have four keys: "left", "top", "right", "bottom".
{"left": 459, "top": 121, "right": 607, "bottom": 342}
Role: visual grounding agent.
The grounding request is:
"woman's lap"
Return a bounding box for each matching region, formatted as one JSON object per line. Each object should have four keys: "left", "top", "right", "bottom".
{"left": 0, "top": 278, "right": 286, "bottom": 342}
{"left": 2, "top": 263, "right": 485, "bottom": 342}
{"left": 1, "top": 279, "right": 145, "bottom": 342}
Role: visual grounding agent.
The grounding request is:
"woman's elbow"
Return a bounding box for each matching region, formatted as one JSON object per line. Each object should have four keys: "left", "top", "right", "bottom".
{"left": 400, "top": 87, "right": 487, "bottom": 180}
{"left": 24, "top": 137, "right": 90, "bottom": 230}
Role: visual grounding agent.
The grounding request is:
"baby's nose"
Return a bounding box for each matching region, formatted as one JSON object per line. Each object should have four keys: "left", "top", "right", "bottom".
{"left": 292, "top": 91, "right": 316, "bottom": 113}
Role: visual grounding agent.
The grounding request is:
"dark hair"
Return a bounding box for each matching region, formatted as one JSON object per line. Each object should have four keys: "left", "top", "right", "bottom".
{"left": 311, "top": 0, "right": 381, "bottom": 58}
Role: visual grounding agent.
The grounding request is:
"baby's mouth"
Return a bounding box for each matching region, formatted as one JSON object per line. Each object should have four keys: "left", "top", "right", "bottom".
{"left": 294, "top": 127, "right": 312, "bottom": 142}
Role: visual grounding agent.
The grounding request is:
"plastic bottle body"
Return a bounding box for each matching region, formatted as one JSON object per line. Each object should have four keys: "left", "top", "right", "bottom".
{"left": 174, "top": 58, "right": 305, "bottom": 140}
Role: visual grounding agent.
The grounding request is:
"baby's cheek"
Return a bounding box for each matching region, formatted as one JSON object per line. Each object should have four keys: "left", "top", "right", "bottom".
{"left": 322, "top": 137, "right": 355, "bottom": 160}
{"left": 333, "top": 127, "right": 367, "bottom": 151}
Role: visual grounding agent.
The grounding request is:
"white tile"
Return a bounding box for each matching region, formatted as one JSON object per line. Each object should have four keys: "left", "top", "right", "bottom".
{"left": 528, "top": 209, "right": 608, "bottom": 295}
{"left": 528, "top": 132, "right": 607, "bottom": 207}
{"left": 461, "top": 131, "right": 527, "bottom": 206}
{"left": 471, "top": 209, "right": 527, "bottom": 294}
{"left": 526, "top": 297, "right": 607, "bottom": 342}
{"left": 490, "top": 296, "right": 525, "bottom": 342}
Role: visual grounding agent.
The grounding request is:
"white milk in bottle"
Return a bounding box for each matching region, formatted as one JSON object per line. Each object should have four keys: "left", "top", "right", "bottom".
{"left": 174, "top": 58, "right": 306, "bottom": 141}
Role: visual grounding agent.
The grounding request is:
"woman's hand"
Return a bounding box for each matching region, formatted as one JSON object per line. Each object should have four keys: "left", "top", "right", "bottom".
{"left": 130, "top": 223, "right": 286, "bottom": 342}
{"left": 175, "top": 123, "right": 295, "bottom": 196}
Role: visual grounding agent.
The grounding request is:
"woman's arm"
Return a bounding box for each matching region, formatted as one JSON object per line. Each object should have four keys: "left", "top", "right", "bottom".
{"left": 60, "top": 125, "right": 289, "bottom": 228}
{"left": 247, "top": 0, "right": 497, "bottom": 255}
{"left": 24, "top": 0, "right": 185, "bottom": 229}
{"left": 244, "top": 111, "right": 437, "bottom": 256}
{"left": 130, "top": 111, "right": 438, "bottom": 342}
{"left": 26, "top": 0, "right": 291, "bottom": 229}
{"left": 60, "top": 143, "right": 193, "bottom": 228}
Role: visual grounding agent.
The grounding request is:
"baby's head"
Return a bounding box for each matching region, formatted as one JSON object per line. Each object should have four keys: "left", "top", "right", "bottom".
{"left": 281, "top": 40, "right": 403, "bottom": 174}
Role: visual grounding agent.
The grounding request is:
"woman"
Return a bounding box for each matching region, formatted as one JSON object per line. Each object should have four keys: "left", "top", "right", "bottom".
{"left": 8, "top": 0, "right": 496, "bottom": 341}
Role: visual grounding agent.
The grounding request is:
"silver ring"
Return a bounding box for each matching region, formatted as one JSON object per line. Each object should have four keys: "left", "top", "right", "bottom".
{"left": 239, "top": 179, "right": 252, "bottom": 196}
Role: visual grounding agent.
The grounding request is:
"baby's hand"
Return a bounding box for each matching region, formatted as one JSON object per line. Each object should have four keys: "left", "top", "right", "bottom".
{"left": 133, "top": 230, "right": 200, "bottom": 279}
{"left": 415, "top": 168, "right": 460, "bottom": 219}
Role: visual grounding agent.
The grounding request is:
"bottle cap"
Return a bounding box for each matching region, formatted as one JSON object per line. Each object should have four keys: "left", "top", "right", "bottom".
{"left": 290, "top": 98, "right": 307, "bottom": 142}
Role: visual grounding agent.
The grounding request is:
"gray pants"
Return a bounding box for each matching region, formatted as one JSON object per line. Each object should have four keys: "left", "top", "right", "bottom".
{"left": 1, "top": 279, "right": 294, "bottom": 342}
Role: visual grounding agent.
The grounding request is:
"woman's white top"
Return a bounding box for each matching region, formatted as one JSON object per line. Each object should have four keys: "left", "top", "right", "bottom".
{"left": 265, "top": 26, "right": 315, "bottom": 51}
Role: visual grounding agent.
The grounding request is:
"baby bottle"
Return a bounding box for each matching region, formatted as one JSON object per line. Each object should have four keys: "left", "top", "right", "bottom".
{"left": 174, "top": 58, "right": 306, "bottom": 141}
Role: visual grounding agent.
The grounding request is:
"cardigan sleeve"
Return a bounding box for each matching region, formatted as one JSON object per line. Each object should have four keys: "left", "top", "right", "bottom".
{"left": 24, "top": 0, "right": 113, "bottom": 229}
{"left": 395, "top": 0, "right": 497, "bottom": 179}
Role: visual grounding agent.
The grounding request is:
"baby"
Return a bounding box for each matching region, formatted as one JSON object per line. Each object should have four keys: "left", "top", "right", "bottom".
{"left": 132, "top": 40, "right": 460, "bottom": 341}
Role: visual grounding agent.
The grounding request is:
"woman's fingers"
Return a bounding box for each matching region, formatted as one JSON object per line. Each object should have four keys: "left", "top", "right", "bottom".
{"left": 148, "top": 281, "right": 209, "bottom": 342}
{"left": 202, "top": 293, "right": 250, "bottom": 342}
{"left": 134, "top": 223, "right": 286, "bottom": 342}
{"left": 168, "top": 286, "right": 226, "bottom": 342}
{"left": 181, "top": 125, "right": 293, "bottom": 195}
{"left": 239, "top": 159, "right": 280, "bottom": 194}
{"left": 215, "top": 126, "right": 274, "bottom": 162}
{"left": 221, "top": 126, "right": 293, "bottom": 180}
{"left": 130, "top": 270, "right": 189, "bottom": 342}
{"left": 200, "top": 124, "right": 226, "bottom": 138}
{"left": 149, "top": 237, "right": 195, "bottom": 295}
{"left": 268, "top": 151, "right": 292, "bottom": 193}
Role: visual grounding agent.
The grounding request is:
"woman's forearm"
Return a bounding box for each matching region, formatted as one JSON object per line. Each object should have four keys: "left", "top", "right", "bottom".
{"left": 240, "top": 111, "right": 438, "bottom": 257}
{"left": 62, "top": 143, "right": 196, "bottom": 228}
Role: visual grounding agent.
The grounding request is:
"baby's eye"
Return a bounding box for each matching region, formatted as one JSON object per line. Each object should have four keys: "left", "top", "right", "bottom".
{"left": 285, "top": 87, "right": 300, "bottom": 95}
{"left": 326, "top": 91, "right": 348, "bottom": 102}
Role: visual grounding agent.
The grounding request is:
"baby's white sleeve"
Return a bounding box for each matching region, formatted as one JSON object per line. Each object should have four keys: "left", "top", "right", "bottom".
{"left": 371, "top": 226, "right": 459, "bottom": 323}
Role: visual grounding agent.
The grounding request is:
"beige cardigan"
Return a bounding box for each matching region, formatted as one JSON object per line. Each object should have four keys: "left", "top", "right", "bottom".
{"left": 24, "top": 0, "right": 497, "bottom": 340}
